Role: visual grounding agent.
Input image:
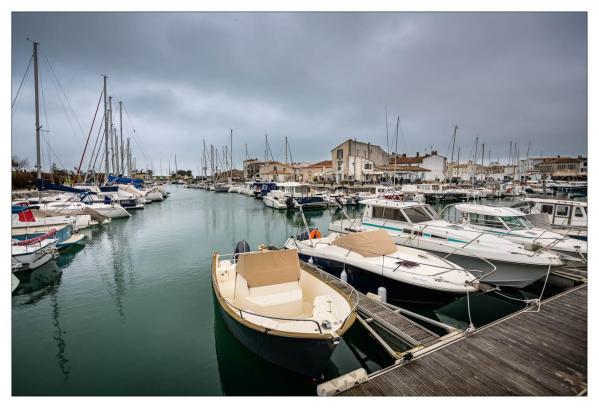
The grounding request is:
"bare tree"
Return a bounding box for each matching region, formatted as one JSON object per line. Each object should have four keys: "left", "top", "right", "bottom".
{"left": 11, "top": 156, "right": 29, "bottom": 171}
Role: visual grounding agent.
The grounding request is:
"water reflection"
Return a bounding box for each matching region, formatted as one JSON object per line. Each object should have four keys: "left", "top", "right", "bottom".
{"left": 50, "top": 288, "right": 70, "bottom": 377}
{"left": 12, "top": 260, "right": 62, "bottom": 299}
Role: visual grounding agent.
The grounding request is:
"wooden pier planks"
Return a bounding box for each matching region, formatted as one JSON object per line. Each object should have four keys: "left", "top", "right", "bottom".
{"left": 340, "top": 284, "right": 587, "bottom": 396}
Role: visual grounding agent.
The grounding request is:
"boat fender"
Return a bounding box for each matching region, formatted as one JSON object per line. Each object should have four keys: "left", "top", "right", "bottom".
{"left": 309, "top": 229, "right": 322, "bottom": 239}
{"left": 340, "top": 268, "right": 348, "bottom": 283}
{"left": 308, "top": 257, "right": 314, "bottom": 265}
{"left": 377, "top": 286, "right": 387, "bottom": 303}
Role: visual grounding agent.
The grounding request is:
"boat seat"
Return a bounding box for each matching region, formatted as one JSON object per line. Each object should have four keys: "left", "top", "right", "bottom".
{"left": 235, "top": 274, "right": 304, "bottom": 316}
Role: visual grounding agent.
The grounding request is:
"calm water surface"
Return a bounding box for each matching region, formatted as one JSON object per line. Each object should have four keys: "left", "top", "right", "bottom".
{"left": 12, "top": 186, "right": 388, "bottom": 396}
{"left": 12, "top": 186, "right": 573, "bottom": 395}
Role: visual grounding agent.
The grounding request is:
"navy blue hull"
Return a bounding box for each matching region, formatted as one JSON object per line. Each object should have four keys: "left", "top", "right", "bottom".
{"left": 214, "top": 289, "right": 338, "bottom": 379}
{"left": 300, "top": 254, "right": 463, "bottom": 306}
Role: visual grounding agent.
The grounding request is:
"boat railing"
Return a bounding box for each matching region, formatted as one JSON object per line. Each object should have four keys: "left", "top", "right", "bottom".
{"left": 216, "top": 253, "right": 354, "bottom": 335}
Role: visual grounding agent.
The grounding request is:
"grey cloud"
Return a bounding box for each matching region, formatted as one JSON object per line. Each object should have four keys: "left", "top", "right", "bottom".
{"left": 12, "top": 12, "right": 587, "bottom": 174}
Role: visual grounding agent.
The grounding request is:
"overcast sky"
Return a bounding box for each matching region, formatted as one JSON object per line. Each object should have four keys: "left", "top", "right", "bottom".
{"left": 11, "top": 12, "right": 587, "bottom": 175}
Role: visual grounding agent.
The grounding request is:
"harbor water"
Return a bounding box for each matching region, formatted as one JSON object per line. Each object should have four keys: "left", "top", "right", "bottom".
{"left": 11, "top": 186, "right": 573, "bottom": 395}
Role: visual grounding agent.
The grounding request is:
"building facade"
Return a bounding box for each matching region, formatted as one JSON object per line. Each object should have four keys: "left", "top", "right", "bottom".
{"left": 331, "top": 139, "right": 389, "bottom": 182}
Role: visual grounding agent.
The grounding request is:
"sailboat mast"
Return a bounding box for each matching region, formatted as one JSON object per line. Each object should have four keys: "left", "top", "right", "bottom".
{"left": 480, "top": 143, "right": 485, "bottom": 183}
{"left": 126, "top": 137, "right": 130, "bottom": 176}
{"left": 119, "top": 101, "right": 124, "bottom": 175}
{"left": 450, "top": 124, "right": 457, "bottom": 163}
{"left": 103, "top": 76, "right": 109, "bottom": 181}
{"left": 33, "top": 42, "right": 42, "bottom": 199}
{"left": 230, "top": 129, "right": 233, "bottom": 181}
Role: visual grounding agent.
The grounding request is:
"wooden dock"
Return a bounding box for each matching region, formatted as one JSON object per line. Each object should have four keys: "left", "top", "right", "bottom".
{"left": 339, "top": 284, "right": 587, "bottom": 396}
{"left": 301, "top": 260, "right": 445, "bottom": 359}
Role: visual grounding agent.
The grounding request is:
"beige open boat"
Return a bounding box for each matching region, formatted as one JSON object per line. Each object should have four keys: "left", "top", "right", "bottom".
{"left": 211, "top": 247, "right": 358, "bottom": 378}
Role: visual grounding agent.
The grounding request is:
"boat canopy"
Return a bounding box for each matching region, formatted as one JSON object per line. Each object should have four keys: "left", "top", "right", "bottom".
{"left": 237, "top": 249, "right": 301, "bottom": 288}
{"left": 107, "top": 175, "right": 144, "bottom": 187}
{"left": 333, "top": 230, "right": 396, "bottom": 257}
{"left": 455, "top": 204, "right": 526, "bottom": 217}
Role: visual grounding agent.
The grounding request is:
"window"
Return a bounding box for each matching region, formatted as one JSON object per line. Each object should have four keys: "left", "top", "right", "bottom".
{"left": 541, "top": 204, "right": 554, "bottom": 215}
{"left": 575, "top": 207, "right": 584, "bottom": 217}
{"left": 501, "top": 216, "right": 530, "bottom": 230}
{"left": 364, "top": 163, "right": 373, "bottom": 170}
{"left": 336, "top": 149, "right": 343, "bottom": 159}
{"left": 423, "top": 205, "right": 441, "bottom": 220}
{"left": 403, "top": 207, "right": 433, "bottom": 223}
{"left": 371, "top": 206, "right": 407, "bottom": 222}
{"left": 556, "top": 205, "right": 569, "bottom": 217}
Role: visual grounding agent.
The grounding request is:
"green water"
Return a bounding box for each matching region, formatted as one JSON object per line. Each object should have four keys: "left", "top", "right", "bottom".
{"left": 11, "top": 186, "right": 389, "bottom": 396}
{"left": 11, "top": 187, "right": 575, "bottom": 395}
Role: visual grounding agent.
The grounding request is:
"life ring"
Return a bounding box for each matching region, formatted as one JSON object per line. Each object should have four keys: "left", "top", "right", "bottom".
{"left": 309, "top": 229, "right": 322, "bottom": 239}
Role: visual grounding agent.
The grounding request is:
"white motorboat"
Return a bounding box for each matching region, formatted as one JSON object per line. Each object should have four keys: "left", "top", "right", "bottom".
{"left": 278, "top": 182, "right": 328, "bottom": 209}
{"left": 263, "top": 189, "right": 288, "bottom": 210}
{"left": 517, "top": 198, "right": 587, "bottom": 240}
{"left": 454, "top": 203, "right": 587, "bottom": 262}
{"left": 38, "top": 193, "right": 131, "bottom": 219}
{"left": 212, "top": 246, "right": 357, "bottom": 378}
{"left": 328, "top": 200, "right": 563, "bottom": 288}
{"left": 284, "top": 230, "right": 477, "bottom": 304}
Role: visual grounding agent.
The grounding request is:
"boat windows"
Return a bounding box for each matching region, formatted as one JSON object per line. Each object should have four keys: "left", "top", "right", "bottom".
{"left": 500, "top": 216, "right": 531, "bottom": 230}
{"left": 556, "top": 205, "right": 569, "bottom": 217}
{"left": 540, "top": 204, "right": 554, "bottom": 214}
{"left": 423, "top": 205, "right": 441, "bottom": 220}
{"left": 402, "top": 206, "right": 434, "bottom": 223}
{"left": 371, "top": 206, "right": 407, "bottom": 222}
{"left": 574, "top": 207, "right": 584, "bottom": 217}
{"left": 469, "top": 213, "right": 505, "bottom": 229}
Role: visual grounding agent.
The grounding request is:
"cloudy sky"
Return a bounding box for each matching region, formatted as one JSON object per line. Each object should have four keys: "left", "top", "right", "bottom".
{"left": 11, "top": 12, "right": 587, "bottom": 175}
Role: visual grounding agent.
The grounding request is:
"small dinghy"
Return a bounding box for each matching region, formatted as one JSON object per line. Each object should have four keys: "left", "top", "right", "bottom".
{"left": 211, "top": 244, "right": 358, "bottom": 378}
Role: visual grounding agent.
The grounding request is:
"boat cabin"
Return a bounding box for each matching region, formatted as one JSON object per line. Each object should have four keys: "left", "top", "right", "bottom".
{"left": 456, "top": 204, "right": 534, "bottom": 232}
{"left": 364, "top": 200, "right": 441, "bottom": 224}
{"left": 523, "top": 198, "right": 587, "bottom": 227}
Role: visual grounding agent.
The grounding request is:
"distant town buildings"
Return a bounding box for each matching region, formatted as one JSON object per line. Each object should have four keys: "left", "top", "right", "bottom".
{"left": 331, "top": 139, "right": 389, "bottom": 183}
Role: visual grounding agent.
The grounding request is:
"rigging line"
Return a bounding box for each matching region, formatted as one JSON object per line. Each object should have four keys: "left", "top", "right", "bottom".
{"left": 42, "top": 132, "right": 66, "bottom": 170}
{"left": 42, "top": 52, "right": 86, "bottom": 144}
{"left": 42, "top": 55, "right": 83, "bottom": 149}
{"left": 75, "top": 87, "right": 104, "bottom": 184}
{"left": 40, "top": 60, "right": 51, "bottom": 172}
{"left": 11, "top": 55, "right": 33, "bottom": 109}
{"left": 86, "top": 113, "right": 105, "bottom": 173}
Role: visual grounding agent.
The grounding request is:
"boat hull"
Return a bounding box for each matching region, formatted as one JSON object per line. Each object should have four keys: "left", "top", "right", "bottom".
{"left": 423, "top": 251, "right": 551, "bottom": 288}
{"left": 214, "top": 288, "right": 338, "bottom": 379}
{"left": 300, "top": 254, "right": 465, "bottom": 305}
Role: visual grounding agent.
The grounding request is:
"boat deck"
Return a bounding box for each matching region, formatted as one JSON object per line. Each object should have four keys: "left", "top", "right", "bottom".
{"left": 339, "top": 283, "right": 587, "bottom": 396}
{"left": 301, "top": 261, "right": 444, "bottom": 357}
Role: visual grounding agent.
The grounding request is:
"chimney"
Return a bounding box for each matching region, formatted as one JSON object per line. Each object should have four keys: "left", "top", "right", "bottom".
{"left": 416, "top": 152, "right": 420, "bottom": 157}
{"left": 557, "top": 155, "right": 560, "bottom": 158}
{"left": 578, "top": 155, "right": 582, "bottom": 159}
{"left": 402, "top": 153, "right": 406, "bottom": 158}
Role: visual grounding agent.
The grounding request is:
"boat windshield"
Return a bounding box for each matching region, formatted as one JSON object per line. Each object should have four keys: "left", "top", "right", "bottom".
{"left": 500, "top": 216, "right": 533, "bottom": 230}
{"left": 402, "top": 206, "right": 434, "bottom": 223}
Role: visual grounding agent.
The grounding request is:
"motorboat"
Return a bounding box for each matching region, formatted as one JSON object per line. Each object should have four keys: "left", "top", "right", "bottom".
{"left": 38, "top": 193, "right": 131, "bottom": 219}
{"left": 11, "top": 230, "right": 58, "bottom": 272}
{"left": 278, "top": 182, "right": 328, "bottom": 210}
{"left": 284, "top": 229, "right": 478, "bottom": 304}
{"left": 238, "top": 181, "right": 255, "bottom": 196}
{"left": 517, "top": 198, "right": 587, "bottom": 240}
{"left": 211, "top": 246, "right": 357, "bottom": 378}
{"left": 214, "top": 183, "right": 231, "bottom": 193}
{"left": 454, "top": 203, "right": 587, "bottom": 262}
{"left": 263, "top": 189, "right": 288, "bottom": 210}
{"left": 328, "top": 199, "right": 563, "bottom": 288}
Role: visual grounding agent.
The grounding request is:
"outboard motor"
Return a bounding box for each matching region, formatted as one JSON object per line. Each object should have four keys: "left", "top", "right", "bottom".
{"left": 234, "top": 240, "right": 251, "bottom": 260}
{"left": 285, "top": 196, "right": 295, "bottom": 209}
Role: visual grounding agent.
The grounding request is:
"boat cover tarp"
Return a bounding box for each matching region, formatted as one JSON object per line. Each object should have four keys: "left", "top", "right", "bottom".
{"left": 107, "top": 175, "right": 144, "bottom": 187}
{"left": 236, "top": 249, "right": 300, "bottom": 288}
{"left": 37, "top": 179, "right": 92, "bottom": 194}
{"left": 333, "top": 230, "right": 397, "bottom": 257}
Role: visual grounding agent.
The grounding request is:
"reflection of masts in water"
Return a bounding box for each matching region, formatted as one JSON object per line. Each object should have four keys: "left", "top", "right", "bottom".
{"left": 50, "top": 285, "right": 71, "bottom": 377}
